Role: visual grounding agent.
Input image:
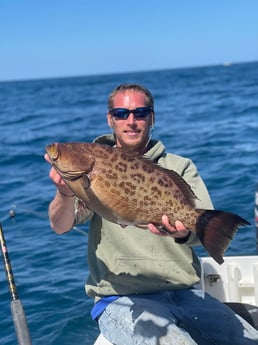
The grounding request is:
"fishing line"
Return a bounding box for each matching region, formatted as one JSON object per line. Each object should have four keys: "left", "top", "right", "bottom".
{"left": 0, "top": 210, "right": 16, "bottom": 224}
{"left": 1, "top": 205, "right": 88, "bottom": 237}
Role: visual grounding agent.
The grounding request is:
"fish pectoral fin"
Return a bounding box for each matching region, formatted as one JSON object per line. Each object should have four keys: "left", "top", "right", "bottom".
{"left": 116, "top": 223, "right": 148, "bottom": 229}
{"left": 118, "top": 223, "right": 128, "bottom": 228}
{"left": 135, "top": 224, "right": 149, "bottom": 229}
{"left": 195, "top": 210, "right": 250, "bottom": 264}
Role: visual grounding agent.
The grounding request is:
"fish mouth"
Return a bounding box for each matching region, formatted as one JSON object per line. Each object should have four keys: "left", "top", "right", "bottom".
{"left": 46, "top": 143, "right": 86, "bottom": 181}
{"left": 51, "top": 162, "right": 86, "bottom": 181}
{"left": 58, "top": 170, "right": 86, "bottom": 181}
{"left": 46, "top": 143, "right": 59, "bottom": 160}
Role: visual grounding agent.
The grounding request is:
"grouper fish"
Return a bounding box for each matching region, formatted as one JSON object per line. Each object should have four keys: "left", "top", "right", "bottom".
{"left": 46, "top": 142, "right": 250, "bottom": 264}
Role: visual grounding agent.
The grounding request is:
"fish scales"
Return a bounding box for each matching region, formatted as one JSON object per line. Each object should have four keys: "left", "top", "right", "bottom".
{"left": 46, "top": 142, "right": 250, "bottom": 264}
{"left": 90, "top": 145, "right": 196, "bottom": 225}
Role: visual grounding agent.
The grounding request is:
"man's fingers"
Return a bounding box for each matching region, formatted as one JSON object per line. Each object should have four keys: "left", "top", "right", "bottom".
{"left": 44, "top": 153, "right": 51, "bottom": 164}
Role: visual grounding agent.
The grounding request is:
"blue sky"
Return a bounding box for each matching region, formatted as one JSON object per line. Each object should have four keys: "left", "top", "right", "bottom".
{"left": 1, "top": 0, "right": 257, "bottom": 81}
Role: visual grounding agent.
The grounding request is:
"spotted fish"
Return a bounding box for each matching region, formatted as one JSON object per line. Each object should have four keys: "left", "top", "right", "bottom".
{"left": 46, "top": 142, "right": 250, "bottom": 264}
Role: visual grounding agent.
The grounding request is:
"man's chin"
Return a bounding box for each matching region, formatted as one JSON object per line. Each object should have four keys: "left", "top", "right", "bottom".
{"left": 121, "top": 140, "right": 147, "bottom": 153}
{"left": 120, "top": 140, "right": 140, "bottom": 151}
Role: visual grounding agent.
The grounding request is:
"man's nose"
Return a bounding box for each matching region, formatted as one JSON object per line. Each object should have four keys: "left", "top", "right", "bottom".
{"left": 127, "top": 112, "right": 137, "bottom": 124}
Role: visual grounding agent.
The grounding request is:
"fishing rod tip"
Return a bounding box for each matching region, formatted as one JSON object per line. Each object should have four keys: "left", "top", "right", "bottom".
{"left": 9, "top": 209, "right": 16, "bottom": 218}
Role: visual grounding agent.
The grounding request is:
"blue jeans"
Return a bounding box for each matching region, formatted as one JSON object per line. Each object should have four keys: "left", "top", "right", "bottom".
{"left": 98, "top": 289, "right": 258, "bottom": 345}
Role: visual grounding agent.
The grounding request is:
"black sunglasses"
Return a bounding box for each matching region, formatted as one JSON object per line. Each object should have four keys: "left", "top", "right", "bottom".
{"left": 109, "top": 107, "right": 153, "bottom": 119}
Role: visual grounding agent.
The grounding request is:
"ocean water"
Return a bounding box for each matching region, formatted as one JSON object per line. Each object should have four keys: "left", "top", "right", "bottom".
{"left": 0, "top": 61, "right": 258, "bottom": 344}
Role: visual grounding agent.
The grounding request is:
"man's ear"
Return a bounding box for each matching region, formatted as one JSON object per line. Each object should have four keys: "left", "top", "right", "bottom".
{"left": 150, "top": 112, "right": 155, "bottom": 129}
{"left": 107, "top": 112, "right": 113, "bottom": 128}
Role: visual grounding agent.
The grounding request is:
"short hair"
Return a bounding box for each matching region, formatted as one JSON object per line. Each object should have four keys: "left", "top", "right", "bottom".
{"left": 108, "top": 83, "right": 154, "bottom": 110}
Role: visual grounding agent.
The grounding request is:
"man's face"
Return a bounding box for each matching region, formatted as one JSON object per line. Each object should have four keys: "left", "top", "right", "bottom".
{"left": 107, "top": 90, "right": 154, "bottom": 153}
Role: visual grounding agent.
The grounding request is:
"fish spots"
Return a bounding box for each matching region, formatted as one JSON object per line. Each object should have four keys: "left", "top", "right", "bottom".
{"left": 142, "top": 163, "right": 154, "bottom": 174}
{"left": 115, "top": 161, "right": 128, "bottom": 173}
{"left": 110, "top": 154, "right": 119, "bottom": 163}
{"left": 101, "top": 153, "right": 110, "bottom": 160}
{"left": 157, "top": 176, "right": 173, "bottom": 188}
{"left": 106, "top": 170, "right": 118, "bottom": 180}
{"left": 138, "top": 194, "right": 157, "bottom": 209}
{"left": 99, "top": 167, "right": 117, "bottom": 180}
{"left": 95, "top": 148, "right": 108, "bottom": 158}
{"left": 130, "top": 173, "right": 145, "bottom": 184}
{"left": 121, "top": 153, "right": 135, "bottom": 162}
{"left": 150, "top": 186, "right": 162, "bottom": 198}
{"left": 109, "top": 187, "right": 119, "bottom": 195}
{"left": 173, "top": 189, "right": 185, "bottom": 202}
{"left": 143, "top": 195, "right": 152, "bottom": 206}
{"left": 104, "top": 180, "right": 111, "bottom": 188}
{"left": 129, "top": 162, "right": 140, "bottom": 170}
{"left": 95, "top": 145, "right": 116, "bottom": 161}
{"left": 118, "top": 181, "right": 136, "bottom": 196}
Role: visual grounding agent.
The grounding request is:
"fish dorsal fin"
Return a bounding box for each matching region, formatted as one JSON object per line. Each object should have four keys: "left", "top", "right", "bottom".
{"left": 162, "top": 167, "right": 197, "bottom": 206}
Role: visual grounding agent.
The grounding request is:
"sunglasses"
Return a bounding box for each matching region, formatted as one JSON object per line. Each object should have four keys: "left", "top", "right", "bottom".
{"left": 109, "top": 107, "right": 153, "bottom": 119}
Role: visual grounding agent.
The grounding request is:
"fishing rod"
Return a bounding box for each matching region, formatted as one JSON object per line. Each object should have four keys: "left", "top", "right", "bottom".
{"left": 0, "top": 205, "right": 86, "bottom": 345}
{"left": 0, "top": 219, "right": 32, "bottom": 345}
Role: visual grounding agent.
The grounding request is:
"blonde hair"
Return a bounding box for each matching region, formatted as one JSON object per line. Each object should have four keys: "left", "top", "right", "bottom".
{"left": 108, "top": 83, "right": 154, "bottom": 110}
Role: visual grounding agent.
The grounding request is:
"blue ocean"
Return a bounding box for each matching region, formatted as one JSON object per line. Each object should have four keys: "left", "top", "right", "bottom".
{"left": 0, "top": 62, "right": 257, "bottom": 344}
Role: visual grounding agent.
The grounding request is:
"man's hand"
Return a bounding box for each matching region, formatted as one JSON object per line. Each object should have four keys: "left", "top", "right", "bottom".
{"left": 148, "top": 215, "right": 190, "bottom": 239}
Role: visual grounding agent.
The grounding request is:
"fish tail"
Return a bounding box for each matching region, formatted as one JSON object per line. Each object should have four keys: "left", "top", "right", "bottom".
{"left": 195, "top": 210, "right": 250, "bottom": 264}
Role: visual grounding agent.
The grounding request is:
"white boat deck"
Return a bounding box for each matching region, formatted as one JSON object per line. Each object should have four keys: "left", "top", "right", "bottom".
{"left": 198, "top": 256, "right": 258, "bottom": 305}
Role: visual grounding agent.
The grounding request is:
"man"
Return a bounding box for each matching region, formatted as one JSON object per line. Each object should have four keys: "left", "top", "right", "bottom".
{"left": 45, "top": 84, "right": 258, "bottom": 344}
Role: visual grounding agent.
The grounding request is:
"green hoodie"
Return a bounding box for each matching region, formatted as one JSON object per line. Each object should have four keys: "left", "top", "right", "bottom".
{"left": 75, "top": 135, "right": 213, "bottom": 301}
